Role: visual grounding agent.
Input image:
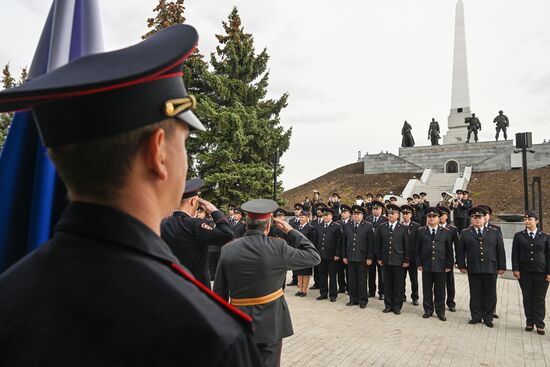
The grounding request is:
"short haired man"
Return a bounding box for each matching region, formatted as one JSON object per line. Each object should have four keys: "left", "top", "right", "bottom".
{"left": 0, "top": 25, "right": 262, "bottom": 365}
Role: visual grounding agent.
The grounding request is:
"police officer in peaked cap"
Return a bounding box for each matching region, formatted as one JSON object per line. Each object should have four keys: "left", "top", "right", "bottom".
{"left": 0, "top": 25, "right": 262, "bottom": 365}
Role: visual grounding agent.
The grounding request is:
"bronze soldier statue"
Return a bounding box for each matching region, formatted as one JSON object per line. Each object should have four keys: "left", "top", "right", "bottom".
{"left": 428, "top": 118, "right": 440, "bottom": 146}
{"left": 465, "top": 113, "right": 481, "bottom": 143}
{"left": 401, "top": 120, "right": 415, "bottom": 147}
{"left": 493, "top": 110, "right": 509, "bottom": 141}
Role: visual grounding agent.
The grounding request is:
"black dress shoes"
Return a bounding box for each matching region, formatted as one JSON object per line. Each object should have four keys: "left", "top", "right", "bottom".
{"left": 537, "top": 328, "right": 545, "bottom": 335}
{"left": 346, "top": 301, "right": 358, "bottom": 306}
{"left": 412, "top": 300, "right": 419, "bottom": 306}
{"left": 493, "top": 313, "right": 499, "bottom": 319}
{"left": 316, "top": 295, "right": 328, "bottom": 300}
{"left": 383, "top": 308, "right": 392, "bottom": 313}
{"left": 484, "top": 320, "right": 494, "bottom": 328}
{"left": 438, "top": 315, "right": 447, "bottom": 321}
{"left": 294, "top": 291, "right": 302, "bottom": 296}
{"left": 448, "top": 306, "right": 456, "bottom": 312}
{"left": 378, "top": 295, "right": 384, "bottom": 300}
{"left": 359, "top": 303, "right": 367, "bottom": 309}
{"left": 469, "top": 320, "right": 480, "bottom": 324}
{"left": 329, "top": 298, "right": 337, "bottom": 302}
{"left": 394, "top": 310, "right": 401, "bottom": 315}
{"left": 525, "top": 325, "right": 534, "bottom": 332}
{"left": 422, "top": 314, "right": 431, "bottom": 319}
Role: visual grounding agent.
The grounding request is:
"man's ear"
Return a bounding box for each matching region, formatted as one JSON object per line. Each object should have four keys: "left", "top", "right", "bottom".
{"left": 145, "top": 127, "right": 168, "bottom": 180}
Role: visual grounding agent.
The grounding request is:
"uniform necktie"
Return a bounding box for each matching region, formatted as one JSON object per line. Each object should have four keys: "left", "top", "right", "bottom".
{"left": 354, "top": 223, "right": 358, "bottom": 230}
{"left": 389, "top": 224, "right": 393, "bottom": 233}
{"left": 477, "top": 229, "right": 483, "bottom": 237}
{"left": 324, "top": 224, "right": 328, "bottom": 230}
{"left": 431, "top": 228, "right": 436, "bottom": 240}
{"left": 373, "top": 218, "right": 377, "bottom": 226}
{"left": 530, "top": 232, "right": 535, "bottom": 240}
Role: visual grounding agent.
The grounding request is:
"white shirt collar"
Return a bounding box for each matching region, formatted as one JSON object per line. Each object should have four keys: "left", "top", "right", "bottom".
{"left": 528, "top": 229, "right": 538, "bottom": 237}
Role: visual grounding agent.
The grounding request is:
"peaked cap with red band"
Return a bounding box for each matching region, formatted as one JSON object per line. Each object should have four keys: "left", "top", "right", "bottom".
{"left": 241, "top": 199, "right": 278, "bottom": 220}
{"left": 0, "top": 24, "right": 205, "bottom": 148}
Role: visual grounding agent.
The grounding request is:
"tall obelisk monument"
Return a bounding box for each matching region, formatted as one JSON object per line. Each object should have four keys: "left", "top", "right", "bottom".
{"left": 443, "top": 0, "right": 471, "bottom": 144}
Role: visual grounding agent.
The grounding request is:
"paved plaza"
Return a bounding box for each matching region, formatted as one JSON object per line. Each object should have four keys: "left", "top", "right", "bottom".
{"left": 281, "top": 271, "right": 550, "bottom": 367}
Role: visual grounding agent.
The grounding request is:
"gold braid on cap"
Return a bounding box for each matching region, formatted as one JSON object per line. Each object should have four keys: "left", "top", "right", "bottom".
{"left": 164, "top": 95, "right": 197, "bottom": 117}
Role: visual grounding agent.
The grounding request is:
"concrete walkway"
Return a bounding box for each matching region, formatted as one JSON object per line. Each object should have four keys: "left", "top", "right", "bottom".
{"left": 281, "top": 271, "right": 550, "bottom": 366}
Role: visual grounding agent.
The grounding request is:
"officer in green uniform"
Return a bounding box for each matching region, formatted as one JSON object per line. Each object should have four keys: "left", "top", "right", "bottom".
{"left": 214, "top": 199, "right": 321, "bottom": 367}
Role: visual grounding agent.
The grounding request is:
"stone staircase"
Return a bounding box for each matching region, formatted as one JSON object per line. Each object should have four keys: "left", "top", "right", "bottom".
{"left": 415, "top": 172, "right": 459, "bottom": 204}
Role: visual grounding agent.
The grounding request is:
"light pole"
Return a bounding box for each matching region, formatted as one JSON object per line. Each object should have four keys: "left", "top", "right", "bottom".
{"left": 272, "top": 149, "right": 280, "bottom": 201}
{"left": 515, "top": 132, "right": 534, "bottom": 212}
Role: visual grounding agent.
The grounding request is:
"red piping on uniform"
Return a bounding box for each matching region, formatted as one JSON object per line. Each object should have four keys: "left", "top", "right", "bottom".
{"left": 247, "top": 213, "right": 272, "bottom": 220}
{"left": 170, "top": 262, "right": 253, "bottom": 323}
{"left": 1, "top": 44, "right": 197, "bottom": 105}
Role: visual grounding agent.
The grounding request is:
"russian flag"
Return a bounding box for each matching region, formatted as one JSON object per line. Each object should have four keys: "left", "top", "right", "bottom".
{"left": 0, "top": 0, "right": 104, "bottom": 272}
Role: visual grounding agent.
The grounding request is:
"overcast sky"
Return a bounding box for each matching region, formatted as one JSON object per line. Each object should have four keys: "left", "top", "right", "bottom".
{"left": 2, "top": 0, "right": 550, "bottom": 190}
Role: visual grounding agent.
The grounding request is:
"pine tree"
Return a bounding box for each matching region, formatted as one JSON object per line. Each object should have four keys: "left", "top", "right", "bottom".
{"left": 143, "top": 2, "right": 291, "bottom": 205}
{"left": 0, "top": 64, "right": 27, "bottom": 150}
{"left": 195, "top": 7, "right": 291, "bottom": 206}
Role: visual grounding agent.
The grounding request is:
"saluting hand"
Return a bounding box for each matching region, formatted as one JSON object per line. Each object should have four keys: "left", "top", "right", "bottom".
{"left": 198, "top": 198, "right": 217, "bottom": 214}
{"left": 272, "top": 217, "right": 293, "bottom": 234}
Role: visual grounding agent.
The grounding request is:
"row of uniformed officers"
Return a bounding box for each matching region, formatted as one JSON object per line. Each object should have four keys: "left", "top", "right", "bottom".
{"left": 282, "top": 201, "right": 549, "bottom": 333}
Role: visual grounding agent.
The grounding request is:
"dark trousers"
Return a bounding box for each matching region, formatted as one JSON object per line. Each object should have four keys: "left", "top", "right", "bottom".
{"left": 257, "top": 340, "right": 282, "bottom": 367}
{"left": 422, "top": 271, "right": 446, "bottom": 316}
{"left": 319, "top": 258, "right": 338, "bottom": 298}
{"left": 403, "top": 264, "right": 419, "bottom": 301}
{"left": 495, "top": 126, "right": 507, "bottom": 140}
{"left": 519, "top": 271, "right": 549, "bottom": 328}
{"left": 290, "top": 271, "right": 297, "bottom": 284}
{"left": 446, "top": 269, "right": 456, "bottom": 308}
{"left": 453, "top": 216, "right": 466, "bottom": 233}
{"left": 467, "top": 128, "right": 478, "bottom": 142}
{"left": 313, "top": 265, "right": 320, "bottom": 286}
{"left": 368, "top": 261, "right": 384, "bottom": 296}
{"left": 383, "top": 265, "right": 404, "bottom": 311}
{"left": 337, "top": 260, "right": 347, "bottom": 291}
{"left": 467, "top": 273, "right": 497, "bottom": 322}
{"left": 348, "top": 261, "right": 368, "bottom": 304}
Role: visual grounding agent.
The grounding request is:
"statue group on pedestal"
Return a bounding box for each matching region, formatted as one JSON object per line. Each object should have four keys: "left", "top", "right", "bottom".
{"left": 400, "top": 110, "right": 510, "bottom": 147}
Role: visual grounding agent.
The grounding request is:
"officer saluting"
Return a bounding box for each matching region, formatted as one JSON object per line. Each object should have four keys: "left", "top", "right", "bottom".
{"left": 161, "top": 178, "right": 234, "bottom": 288}
{"left": 375, "top": 204, "right": 410, "bottom": 314}
{"left": 512, "top": 210, "right": 550, "bottom": 335}
{"left": 0, "top": 25, "right": 262, "bottom": 365}
{"left": 457, "top": 207, "right": 506, "bottom": 328}
{"left": 214, "top": 199, "right": 320, "bottom": 367}
{"left": 342, "top": 205, "right": 375, "bottom": 308}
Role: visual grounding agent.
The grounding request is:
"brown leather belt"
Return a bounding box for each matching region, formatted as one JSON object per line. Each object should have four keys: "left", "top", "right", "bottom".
{"left": 230, "top": 288, "right": 284, "bottom": 307}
